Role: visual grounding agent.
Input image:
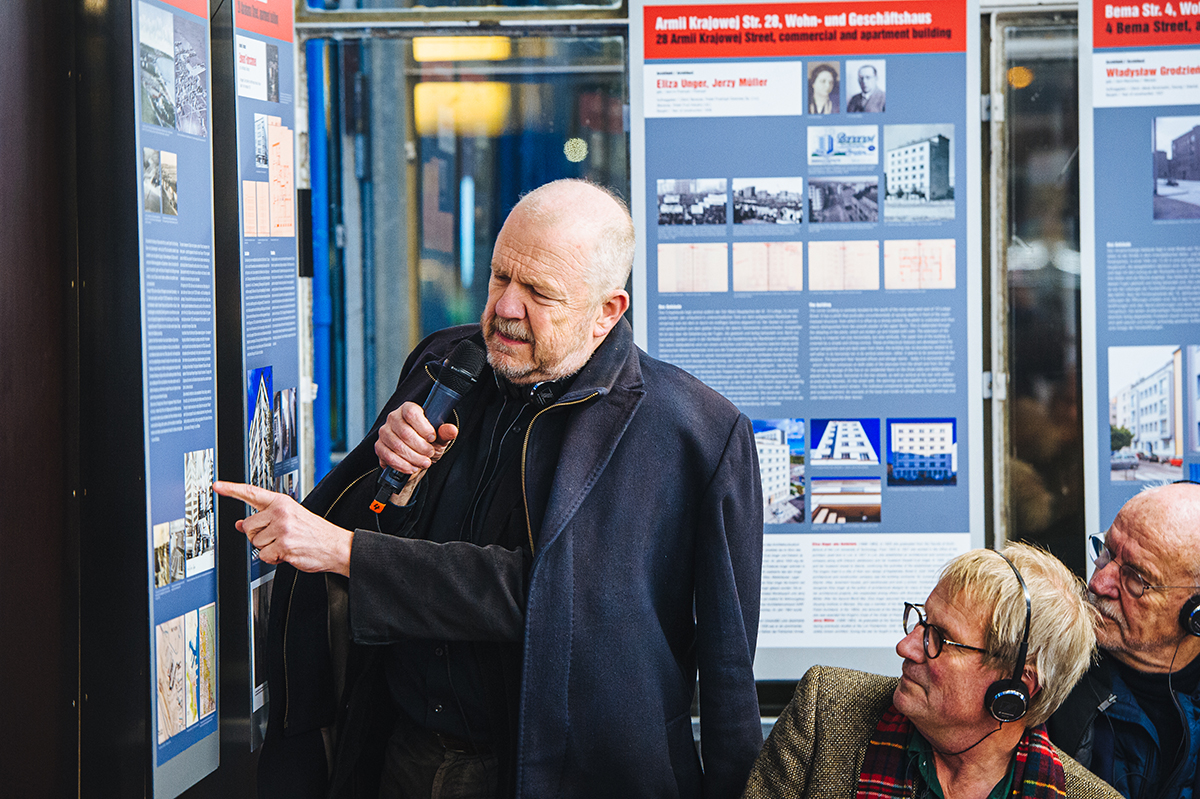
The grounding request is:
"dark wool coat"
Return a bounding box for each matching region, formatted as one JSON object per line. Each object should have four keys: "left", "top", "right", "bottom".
{"left": 257, "top": 318, "right": 764, "bottom": 799}
{"left": 742, "top": 666, "right": 1121, "bottom": 799}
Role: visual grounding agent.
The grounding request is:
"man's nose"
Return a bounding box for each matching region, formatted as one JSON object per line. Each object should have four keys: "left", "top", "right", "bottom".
{"left": 1088, "top": 559, "right": 1120, "bottom": 598}
{"left": 896, "top": 624, "right": 925, "bottom": 662}
{"left": 494, "top": 284, "right": 525, "bottom": 319}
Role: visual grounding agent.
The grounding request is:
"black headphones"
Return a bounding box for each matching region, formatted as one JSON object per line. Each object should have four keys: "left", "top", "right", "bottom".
{"left": 984, "top": 552, "right": 1033, "bottom": 723}
{"left": 1180, "top": 596, "right": 1200, "bottom": 637}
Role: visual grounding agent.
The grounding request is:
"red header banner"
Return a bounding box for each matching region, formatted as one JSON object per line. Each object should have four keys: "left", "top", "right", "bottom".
{"left": 235, "top": 0, "right": 294, "bottom": 43}
{"left": 1093, "top": 0, "right": 1200, "bottom": 48}
{"left": 160, "top": 0, "right": 208, "bottom": 17}
{"left": 644, "top": 0, "right": 966, "bottom": 59}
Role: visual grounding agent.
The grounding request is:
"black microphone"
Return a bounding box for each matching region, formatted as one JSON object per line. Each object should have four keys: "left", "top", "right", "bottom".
{"left": 370, "top": 339, "right": 487, "bottom": 513}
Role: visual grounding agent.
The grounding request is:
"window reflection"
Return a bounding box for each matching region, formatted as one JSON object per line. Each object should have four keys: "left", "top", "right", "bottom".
{"left": 1003, "top": 23, "right": 1084, "bottom": 574}
{"left": 317, "top": 34, "right": 627, "bottom": 456}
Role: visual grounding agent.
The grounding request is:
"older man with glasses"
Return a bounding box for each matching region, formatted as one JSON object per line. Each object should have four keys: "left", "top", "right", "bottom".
{"left": 743, "top": 543, "right": 1118, "bottom": 799}
{"left": 1047, "top": 481, "right": 1200, "bottom": 799}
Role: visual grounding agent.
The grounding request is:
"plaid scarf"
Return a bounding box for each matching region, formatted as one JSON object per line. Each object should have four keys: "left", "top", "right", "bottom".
{"left": 855, "top": 705, "right": 1067, "bottom": 799}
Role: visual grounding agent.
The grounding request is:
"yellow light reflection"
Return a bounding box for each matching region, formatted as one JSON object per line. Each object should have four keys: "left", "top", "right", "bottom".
{"left": 414, "top": 82, "right": 511, "bottom": 137}
{"left": 1007, "top": 66, "right": 1034, "bottom": 89}
{"left": 413, "top": 37, "right": 512, "bottom": 62}
{"left": 564, "top": 138, "right": 588, "bottom": 163}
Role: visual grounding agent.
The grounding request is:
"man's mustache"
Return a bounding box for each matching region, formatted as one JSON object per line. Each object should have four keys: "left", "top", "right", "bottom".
{"left": 490, "top": 318, "right": 532, "bottom": 343}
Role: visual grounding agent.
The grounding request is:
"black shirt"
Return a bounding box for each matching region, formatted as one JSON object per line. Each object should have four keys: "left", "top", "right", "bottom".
{"left": 378, "top": 371, "right": 571, "bottom": 748}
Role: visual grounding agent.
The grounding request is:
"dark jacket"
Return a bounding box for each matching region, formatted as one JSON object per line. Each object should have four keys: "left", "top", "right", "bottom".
{"left": 258, "top": 318, "right": 764, "bottom": 799}
{"left": 744, "top": 666, "right": 1120, "bottom": 799}
{"left": 1047, "top": 652, "right": 1200, "bottom": 799}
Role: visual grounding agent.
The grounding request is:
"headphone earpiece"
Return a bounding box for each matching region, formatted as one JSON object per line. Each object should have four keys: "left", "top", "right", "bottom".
{"left": 1180, "top": 595, "right": 1200, "bottom": 637}
{"left": 984, "top": 552, "right": 1032, "bottom": 723}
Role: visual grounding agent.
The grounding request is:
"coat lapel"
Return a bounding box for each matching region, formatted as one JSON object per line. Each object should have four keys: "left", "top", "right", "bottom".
{"left": 533, "top": 319, "right": 644, "bottom": 558}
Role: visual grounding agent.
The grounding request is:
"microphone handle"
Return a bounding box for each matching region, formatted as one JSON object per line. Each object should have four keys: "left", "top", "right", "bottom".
{"left": 369, "top": 383, "right": 465, "bottom": 513}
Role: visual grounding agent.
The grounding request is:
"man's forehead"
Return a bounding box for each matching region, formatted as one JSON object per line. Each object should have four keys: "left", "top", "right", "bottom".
{"left": 1109, "top": 502, "right": 1182, "bottom": 577}
{"left": 927, "top": 583, "right": 986, "bottom": 630}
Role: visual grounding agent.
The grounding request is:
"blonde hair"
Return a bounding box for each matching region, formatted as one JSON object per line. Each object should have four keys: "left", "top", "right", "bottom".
{"left": 939, "top": 542, "right": 1097, "bottom": 727}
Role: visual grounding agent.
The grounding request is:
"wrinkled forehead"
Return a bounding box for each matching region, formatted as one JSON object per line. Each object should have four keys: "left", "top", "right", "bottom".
{"left": 1108, "top": 503, "right": 1180, "bottom": 577}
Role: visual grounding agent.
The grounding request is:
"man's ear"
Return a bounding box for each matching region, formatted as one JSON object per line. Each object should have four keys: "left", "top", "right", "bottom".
{"left": 592, "top": 290, "right": 630, "bottom": 338}
{"left": 1022, "top": 665, "right": 1041, "bottom": 699}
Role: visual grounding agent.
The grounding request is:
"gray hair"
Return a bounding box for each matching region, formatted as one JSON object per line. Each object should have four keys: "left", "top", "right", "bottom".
{"left": 513, "top": 179, "right": 635, "bottom": 306}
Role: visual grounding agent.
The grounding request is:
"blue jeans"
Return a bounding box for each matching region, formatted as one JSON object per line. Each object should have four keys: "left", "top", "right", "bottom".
{"left": 378, "top": 721, "right": 499, "bottom": 799}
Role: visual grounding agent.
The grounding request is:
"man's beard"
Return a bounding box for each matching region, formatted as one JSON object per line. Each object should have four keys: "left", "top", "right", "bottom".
{"left": 1090, "top": 594, "right": 1138, "bottom": 652}
{"left": 484, "top": 316, "right": 535, "bottom": 382}
{"left": 482, "top": 312, "right": 595, "bottom": 384}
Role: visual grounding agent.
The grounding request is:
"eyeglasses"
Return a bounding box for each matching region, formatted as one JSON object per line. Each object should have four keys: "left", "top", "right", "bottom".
{"left": 902, "top": 602, "right": 989, "bottom": 659}
{"left": 1088, "top": 534, "right": 1198, "bottom": 598}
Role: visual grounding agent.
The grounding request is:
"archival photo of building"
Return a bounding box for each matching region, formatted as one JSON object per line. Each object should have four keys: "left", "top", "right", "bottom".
{"left": 884, "top": 124, "right": 954, "bottom": 221}
{"left": 153, "top": 518, "right": 186, "bottom": 588}
{"left": 808, "top": 177, "right": 878, "bottom": 223}
{"left": 732, "top": 177, "right": 804, "bottom": 224}
{"left": 1153, "top": 115, "right": 1200, "bottom": 220}
{"left": 810, "top": 477, "right": 881, "bottom": 523}
{"left": 173, "top": 12, "right": 208, "bottom": 137}
{"left": 657, "top": 178, "right": 727, "bottom": 226}
{"left": 657, "top": 242, "right": 728, "bottom": 292}
{"left": 183, "top": 446, "right": 215, "bottom": 577}
{"left": 810, "top": 419, "right": 880, "bottom": 465}
{"left": 1108, "top": 345, "right": 1183, "bottom": 481}
{"left": 753, "top": 418, "right": 805, "bottom": 524}
{"left": 139, "top": 2, "right": 176, "bottom": 129}
{"left": 887, "top": 418, "right": 957, "bottom": 485}
{"left": 143, "top": 148, "right": 161, "bottom": 214}
{"left": 732, "top": 241, "right": 803, "bottom": 291}
{"left": 247, "top": 366, "right": 274, "bottom": 492}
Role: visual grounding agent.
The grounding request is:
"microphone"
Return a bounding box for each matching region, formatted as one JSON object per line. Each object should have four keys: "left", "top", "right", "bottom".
{"left": 370, "top": 339, "right": 487, "bottom": 513}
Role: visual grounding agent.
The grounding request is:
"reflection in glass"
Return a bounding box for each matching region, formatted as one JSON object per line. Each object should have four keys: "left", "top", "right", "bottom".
{"left": 1003, "top": 24, "right": 1084, "bottom": 574}
{"left": 316, "top": 34, "right": 627, "bottom": 457}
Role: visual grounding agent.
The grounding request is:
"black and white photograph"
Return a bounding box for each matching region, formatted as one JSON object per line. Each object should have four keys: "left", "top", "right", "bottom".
{"left": 1108, "top": 345, "right": 1184, "bottom": 482}
{"left": 153, "top": 519, "right": 186, "bottom": 588}
{"left": 752, "top": 419, "right": 805, "bottom": 524}
{"left": 143, "top": 148, "right": 162, "bottom": 213}
{"left": 846, "top": 60, "right": 886, "bottom": 113}
{"left": 255, "top": 113, "right": 269, "bottom": 167}
{"left": 173, "top": 13, "right": 208, "bottom": 137}
{"left": 808, "top": 176, "right": 878, "bottom": 223}
{"left": 139, "top": 2, "right": 176, "bottom": 129}
{"left": 806, "top": 62, "right": 840, "bottom": 114}
{"left": 884, "top": 124, "right": 955, "bottom": 221}
{"left": 732, "top": 178, "right": 804, "bottom": 225}
{"left": 184, "top": 447, "right": 215, "bottom": 576}
{"left": 160, "top": 150, "right": 178, "bottom": 216}
{"left": 1153, "top": 116, "right": 1200, "bottom": 221}
{"left": 266, "top": 43, "right": 280, "bottom": 103}
{"left": 656, "top": 178, "right": 727, "bottom": 226}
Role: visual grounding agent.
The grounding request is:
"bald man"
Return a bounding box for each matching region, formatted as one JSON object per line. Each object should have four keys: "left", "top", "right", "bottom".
{"left": 1047, "top": 482, "right": 1200, "bottom": 799}
{"left": 218, "top": 180, "right": 763, "bottom": 799}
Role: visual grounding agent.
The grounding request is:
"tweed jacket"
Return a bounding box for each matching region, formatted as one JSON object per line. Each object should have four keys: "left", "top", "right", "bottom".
{"left": 742, "top": 666, "right": 1122, "bottom": 799}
